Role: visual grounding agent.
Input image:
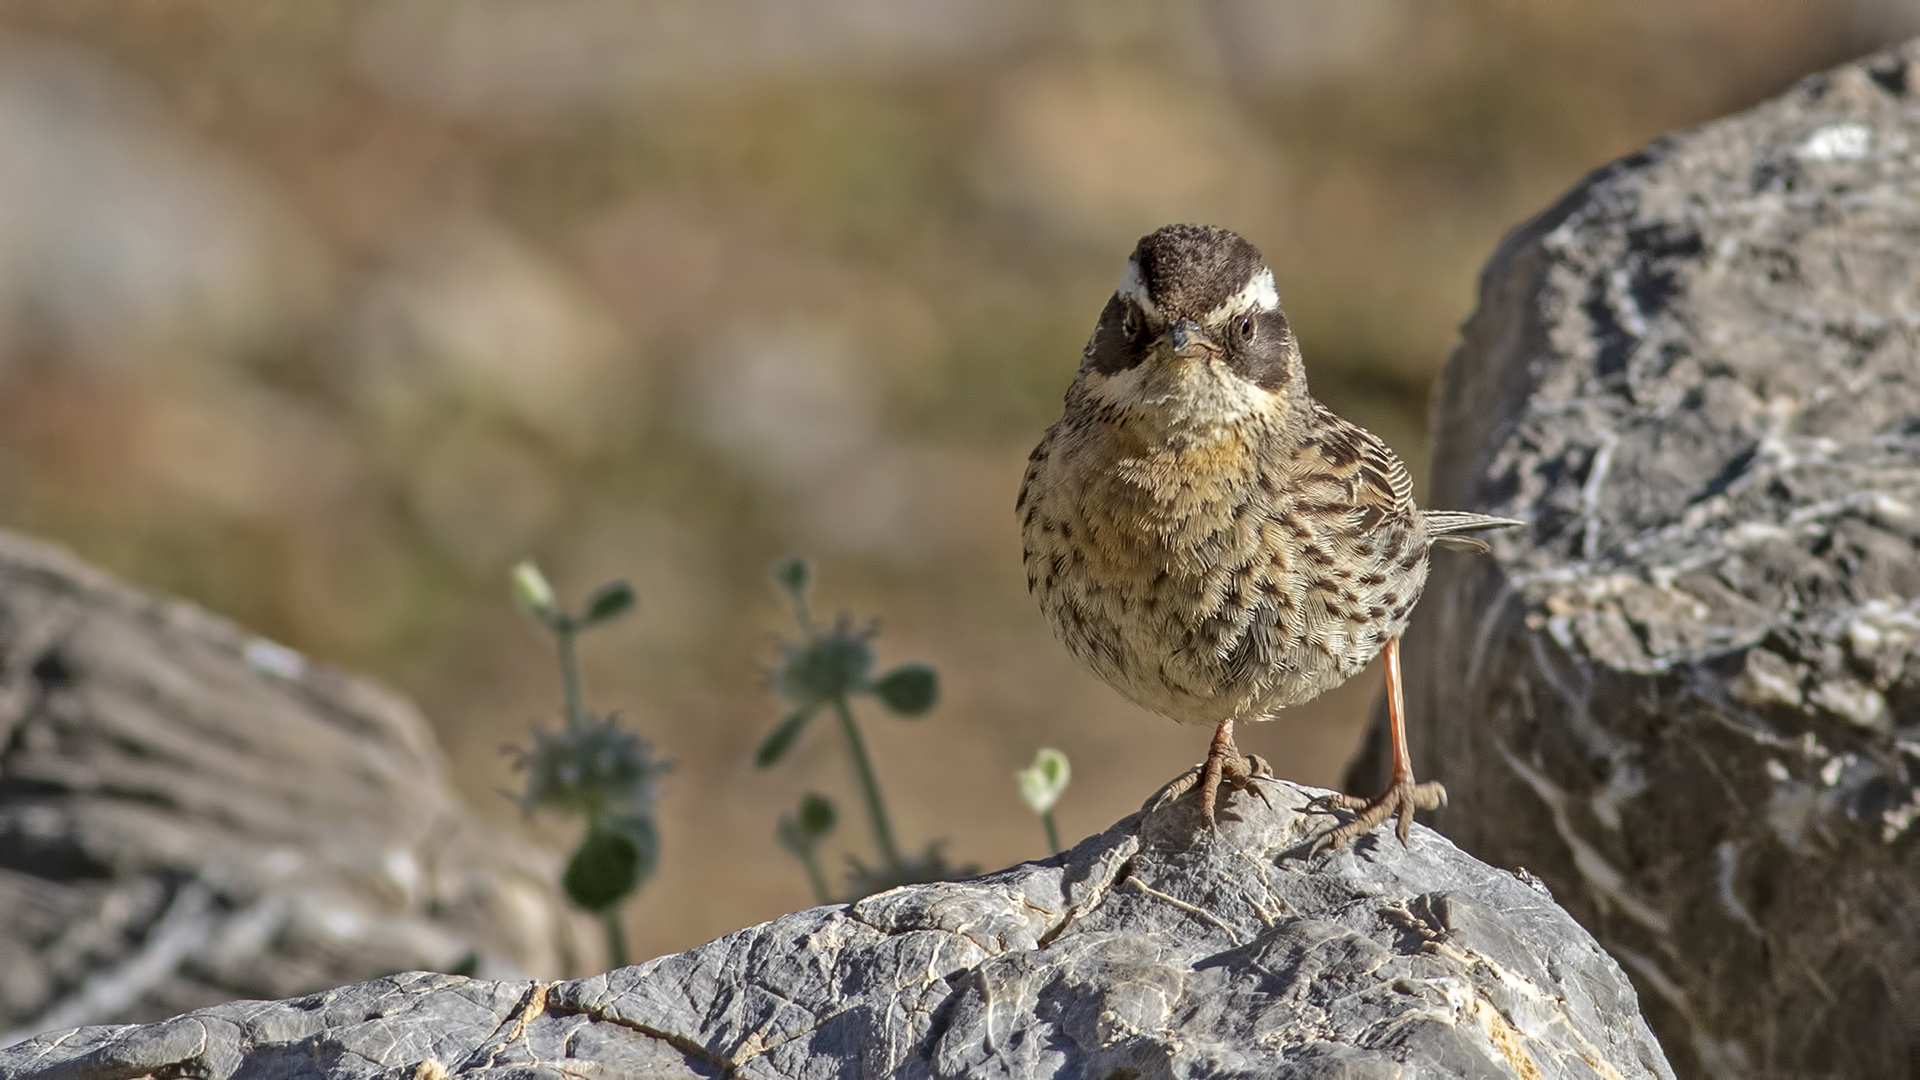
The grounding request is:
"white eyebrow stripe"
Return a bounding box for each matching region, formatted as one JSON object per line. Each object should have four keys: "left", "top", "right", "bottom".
{"left": 1205, "top": 267, "right": 1280, "bottom": 320}
{"left": 1116, "top": 258, "right": 1160, "bottom": 317}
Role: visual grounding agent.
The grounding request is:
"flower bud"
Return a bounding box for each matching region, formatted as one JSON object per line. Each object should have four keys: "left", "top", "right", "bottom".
{"left": 1016, "top": 747, "right": 1071, "bottom": 815}
{"left": 511, "top": 560, "right": 558, "bottom": 622}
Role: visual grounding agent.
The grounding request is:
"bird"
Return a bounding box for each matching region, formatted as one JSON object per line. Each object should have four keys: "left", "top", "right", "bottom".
{"left": 1017, "top": 224, "right": 1521, "bottom": 849}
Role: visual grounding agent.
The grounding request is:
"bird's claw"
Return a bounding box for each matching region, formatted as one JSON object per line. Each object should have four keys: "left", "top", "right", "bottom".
{"left": 1310, "top": 778, "right": 1447, "bottom": 854}
{"left": 1142, "top": 764, "right": 1203, "bottom": 814}
{"left": 1142, "top": 751, "right": 1274, "bottom": 824}
{"left": 1242, "top": 753, "right": 1275, "bottom": 811}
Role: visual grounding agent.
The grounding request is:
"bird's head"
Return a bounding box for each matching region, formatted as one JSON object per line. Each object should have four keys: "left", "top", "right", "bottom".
{"left": 1077, "top": 224, "right": 1305, "bottom": 440}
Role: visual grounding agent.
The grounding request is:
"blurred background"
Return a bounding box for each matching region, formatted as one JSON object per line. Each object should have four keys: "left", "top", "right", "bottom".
{"left": 0, "top": 0, "right": 1914, "bottom": 966}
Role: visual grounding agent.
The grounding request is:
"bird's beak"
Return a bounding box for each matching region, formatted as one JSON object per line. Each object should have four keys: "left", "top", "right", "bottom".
{"left": 1168, "top": 318, "right": 1215, "bottom": 360}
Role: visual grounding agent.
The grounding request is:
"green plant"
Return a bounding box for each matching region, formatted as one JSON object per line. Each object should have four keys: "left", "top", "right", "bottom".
{"left": 775, "top": 793, "right": 838, "bottom": 905}
{"left": 756, "top": 557, "right": 969, "bottom": 899}
{"left": 507, "top": 560, "right": 670, "bottom": 969}
{"left": 1016, "top": 747, "right": 1072, "bottom": 856}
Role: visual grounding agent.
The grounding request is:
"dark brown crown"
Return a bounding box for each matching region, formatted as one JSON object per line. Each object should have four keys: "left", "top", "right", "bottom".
{"left": 1130, "top": 225, "right": 1266, "bottom": 318}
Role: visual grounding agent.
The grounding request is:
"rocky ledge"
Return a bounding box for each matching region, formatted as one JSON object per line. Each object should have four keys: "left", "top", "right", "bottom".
{"left": 0, "top": 782, "right": 1672, "bottom": 1079}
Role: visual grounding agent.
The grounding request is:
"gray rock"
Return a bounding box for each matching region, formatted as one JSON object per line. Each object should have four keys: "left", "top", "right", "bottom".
{"left": 0, "top": 782, "right": 1674, "bottom": 1079}
{"left": 1391, "top": 35, "right": 1920, "bottom": 1080}
{"left": 0, "top": 531, "right": 603, "bottom": 1044}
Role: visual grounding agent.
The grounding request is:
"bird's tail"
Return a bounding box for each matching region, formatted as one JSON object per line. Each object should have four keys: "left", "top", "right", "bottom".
{"left": 1423, "top": 509, "right": 1526, "bottom": 553}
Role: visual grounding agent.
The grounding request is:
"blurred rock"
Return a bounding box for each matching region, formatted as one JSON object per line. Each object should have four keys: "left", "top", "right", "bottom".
{"left": 1386, "top": 36, "right": 1920, "bottom": 1080}
{"left": 345, "top": 221, "right": 635, "bottom": 450}
{"left": 0, "top": 39, "right": 323, "bottom": 375}
{"left": 0, "top": 531, "right": 602, "bottom": 1045}
{"left": 352, "top": 0, "right": 1025, "bottom": 123}
{"left": 1203, "top": 1, "right": 1413, "bottom": 87}
{"left": 1854, "top": 0, "right": 1920, "bottom": 48}
{"left": 695, "top": 321, "right": 881, "bottom": 490}
{"left": 694, "top": 319, "right": 947, "bottom": 555}
{"left": 977, "top": 64, "right": 1289, "bottom": 242}
{"left": 0, "top": 780, "right": 1673, "bottom": 1079}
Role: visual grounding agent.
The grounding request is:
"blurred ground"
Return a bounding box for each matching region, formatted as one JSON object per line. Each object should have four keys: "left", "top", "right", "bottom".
{"left": 0, "top": 1, "right": 1913, "bottom": 968}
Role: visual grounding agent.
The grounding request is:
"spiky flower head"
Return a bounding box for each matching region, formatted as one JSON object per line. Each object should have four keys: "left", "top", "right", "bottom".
{"left": 510, "top": 714, "right": 671, "bottom": 820}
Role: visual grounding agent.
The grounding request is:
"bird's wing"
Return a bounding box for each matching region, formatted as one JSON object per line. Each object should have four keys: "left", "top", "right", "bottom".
{"left": 1293, "top": 407, "right": 1417, "bottom": 532}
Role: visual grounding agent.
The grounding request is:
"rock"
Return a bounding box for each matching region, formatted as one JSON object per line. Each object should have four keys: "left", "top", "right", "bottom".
{"left": 0, "top": 531, "right": 601, "bottom": 1044}
{"left": 0, "top": 781, "right": 1675, "bottom": 1079}
{"left": 1390, "top": 35, "right": 1920, "bottom": 1080}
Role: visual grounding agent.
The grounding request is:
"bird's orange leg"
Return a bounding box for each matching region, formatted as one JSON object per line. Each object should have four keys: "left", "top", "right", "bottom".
{"left": 1312, "top": 637, "right": 1446, "bottom": 849}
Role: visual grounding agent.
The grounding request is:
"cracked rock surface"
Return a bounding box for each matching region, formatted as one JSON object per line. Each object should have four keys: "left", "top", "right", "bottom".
{"left": 1382, "top": 35, "right": 1920, "bottom": 1080}
{"left": 0, "top": 531, "right": 603, "bottom": 1045}
{"left": 0, "top": 782, "right": 1673, "bottom": 1079}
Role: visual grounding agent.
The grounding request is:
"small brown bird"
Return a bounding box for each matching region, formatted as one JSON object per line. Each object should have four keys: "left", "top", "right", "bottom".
{"left": 1018, "top": 224, "right": 1519, "bottom": 848}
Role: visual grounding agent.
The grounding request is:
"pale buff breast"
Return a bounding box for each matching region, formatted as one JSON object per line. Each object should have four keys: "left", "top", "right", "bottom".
{"left": 1021, "top": 411, "right": 1428, "bottom": 722}
{"left": 1019, "top": 411, "right": 1429, "bottom": 726}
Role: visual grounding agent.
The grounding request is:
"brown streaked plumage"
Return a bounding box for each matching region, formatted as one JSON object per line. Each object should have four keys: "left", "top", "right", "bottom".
{"left": 1018, "top": 224, "right": 1520, "bottom": 847}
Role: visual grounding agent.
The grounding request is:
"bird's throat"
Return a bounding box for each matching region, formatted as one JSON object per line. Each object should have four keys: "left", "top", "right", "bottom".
{"left": 1091, "top": 355, "right": 1292, "bottom": 450}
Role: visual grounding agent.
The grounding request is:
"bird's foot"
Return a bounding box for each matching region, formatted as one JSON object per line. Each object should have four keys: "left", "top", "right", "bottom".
{"left": 1309, "top": 777, "right": 1447, "bottom": 852}
{"left": 1142, "top": 751, "right": 1273, "bottom": 827}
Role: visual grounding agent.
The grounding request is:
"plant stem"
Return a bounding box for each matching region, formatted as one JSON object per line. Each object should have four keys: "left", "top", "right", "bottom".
{"left": 832, "top": 697, "right": 902, "bottom": 874}
{"left": 556, "top": 619, "right": 584, "bottom": 729}
{"left": 799, "top": 849, "right": 832, "bottom": 905}
{"left": 1042, "top": 810, "right": 1061, "bottom": 856}
{"left": 603, "top": 909, "right": 629, "bottom": 970}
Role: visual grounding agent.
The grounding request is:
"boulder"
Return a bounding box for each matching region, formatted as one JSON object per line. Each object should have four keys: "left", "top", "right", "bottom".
{"left": 0, "top": 781, "right": 1674, "bottom": 1079}
{"left": 0, "top": 531, "right": 600, "bottom": 1044}
{"left": 1391, "top": 35, "right": 1920, "bottom": 1080}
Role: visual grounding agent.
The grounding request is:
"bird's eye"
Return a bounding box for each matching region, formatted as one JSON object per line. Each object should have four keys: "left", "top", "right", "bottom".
{"left": 1238, "top": 313, "right": 1256, "bottom": 341}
